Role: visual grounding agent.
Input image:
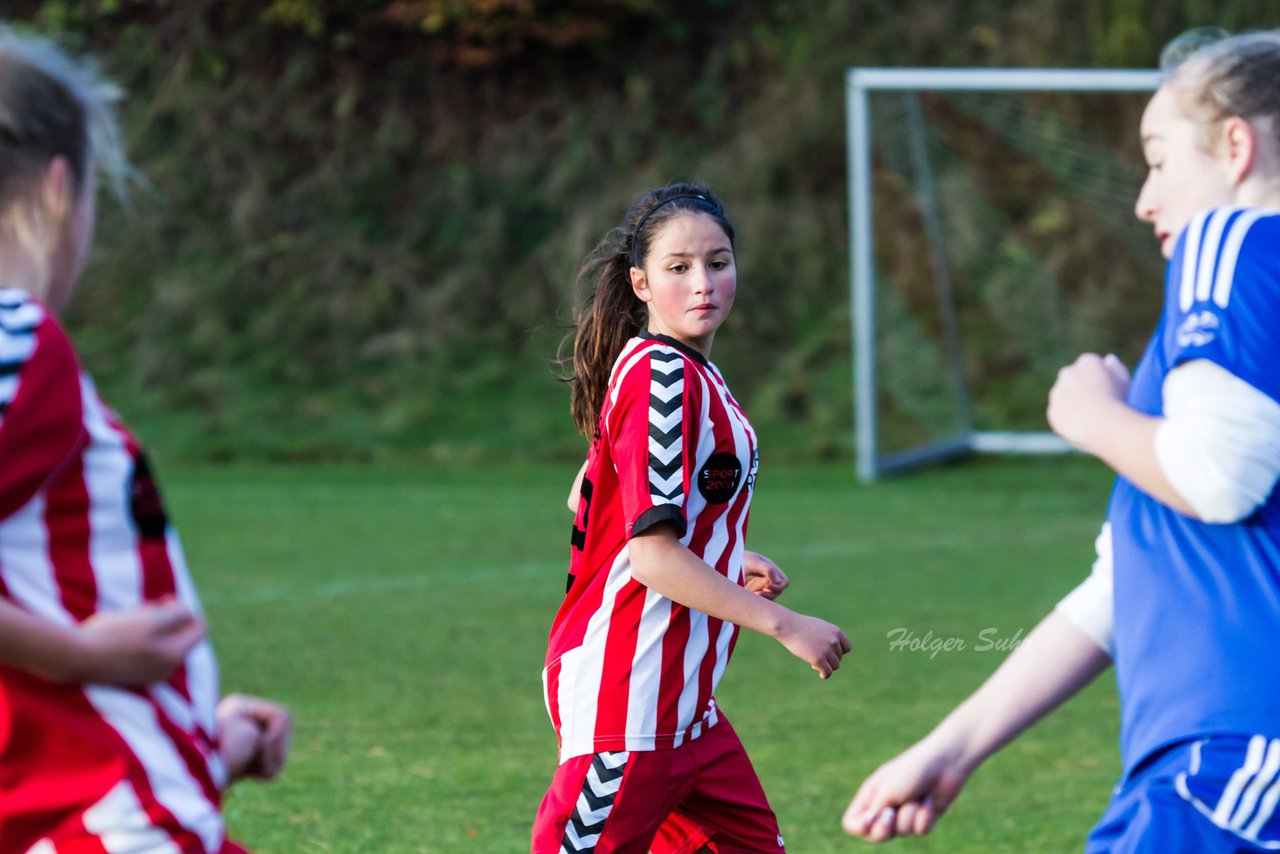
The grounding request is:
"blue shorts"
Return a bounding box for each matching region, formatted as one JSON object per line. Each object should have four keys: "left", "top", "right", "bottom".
{"left": 1085, "top": 735, "right": 1280, "bottom": 853}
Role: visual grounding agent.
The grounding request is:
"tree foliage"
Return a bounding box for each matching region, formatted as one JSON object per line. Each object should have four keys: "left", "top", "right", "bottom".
{"left": 4, "top": 1, "right": 1277, "bottom": 461}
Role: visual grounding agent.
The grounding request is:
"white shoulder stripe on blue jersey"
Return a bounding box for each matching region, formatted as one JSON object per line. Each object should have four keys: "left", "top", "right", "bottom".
{"left": 1179, "top": 207, "right": 1278, "bottom": 312}
{"left": 1193, "top": 208, "right": 1238, "bottom": 306}
{"left": 1179, "top": 211, "right": 1211, "bottom": 312}
{"left": 1212, "top": 209, "right": 1270, "bottom": 310}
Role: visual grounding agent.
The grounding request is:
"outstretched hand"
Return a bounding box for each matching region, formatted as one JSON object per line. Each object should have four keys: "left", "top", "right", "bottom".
{"left": 842, "top": 739, "right": 973, "bottom": 842}
{"left": 775, "top": 612, "right": 850, "bottom": 679}
{"left": 743, "top": 551, "right": 789, "bottom": 600}
{"left": 75, "top": 598, "right": 206, "bottom": 685}
{"left": 217, "top": 693, "right": 292, "bottom": 782}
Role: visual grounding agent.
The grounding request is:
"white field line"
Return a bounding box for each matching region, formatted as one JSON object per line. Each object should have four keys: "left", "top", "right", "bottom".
{"left": 200, "top": 561, "right": 563, "bottom": 605}
{"left": 785, "top": 519, "right": 1100, "bottom": 558}
{"left": 201, "top": 520, "right": 1100, "bottom": 605}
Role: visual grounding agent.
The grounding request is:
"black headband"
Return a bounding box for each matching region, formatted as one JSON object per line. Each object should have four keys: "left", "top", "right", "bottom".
{"left": 630, "top": 193, "right": 716, "bottom": 268}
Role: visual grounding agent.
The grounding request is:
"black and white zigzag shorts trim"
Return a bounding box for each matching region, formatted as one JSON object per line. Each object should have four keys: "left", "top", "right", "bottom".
{"left": 561, "top": 750, "right": 628, "bottom": 853}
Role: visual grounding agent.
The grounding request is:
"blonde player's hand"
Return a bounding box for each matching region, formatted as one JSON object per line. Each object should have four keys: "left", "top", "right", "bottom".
{"left": 74, "top": 598, "right": 206, "bottom": 685}
{"left": 1047, "top": 352, "right": 1131, "bottom": 450}
{"left": 743, "top": 551, "right": 789, "bottom": 600}
{"left": 842, "top": 740, "right": 972, "bottom": 841}
{"left": 217, "top": 693, "right": 292, "bottom": 782}
{"left": 775, "top": 612, "right": 850, "bottom": 679}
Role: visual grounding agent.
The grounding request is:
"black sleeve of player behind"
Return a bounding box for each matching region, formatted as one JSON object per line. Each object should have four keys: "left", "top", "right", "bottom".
{"left": 630, "top": 504, "right": 687, "bottom": 540}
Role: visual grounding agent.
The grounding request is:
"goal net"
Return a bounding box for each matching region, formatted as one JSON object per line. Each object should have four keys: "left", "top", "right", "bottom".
{"left": 846, "top": 68, "right": 1161, "bottom": 481}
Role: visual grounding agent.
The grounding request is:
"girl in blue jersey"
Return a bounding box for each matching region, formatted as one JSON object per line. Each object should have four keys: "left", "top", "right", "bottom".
{"left": 844, "top": 28, "right": 1280, "bottom": 852}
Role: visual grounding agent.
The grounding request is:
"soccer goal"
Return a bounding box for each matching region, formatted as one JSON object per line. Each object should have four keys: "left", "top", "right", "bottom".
{"left": 847, "top": 68, "right": 1161, "bottom": 482}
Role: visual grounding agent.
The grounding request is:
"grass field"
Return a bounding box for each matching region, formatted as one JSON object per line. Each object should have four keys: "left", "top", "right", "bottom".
{"left": 166, "top": 455, "right": 1123, "bottom": 853}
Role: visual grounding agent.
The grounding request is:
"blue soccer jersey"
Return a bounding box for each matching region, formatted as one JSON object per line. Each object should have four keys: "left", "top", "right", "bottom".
{"left": 1110, "top": 206, "right": 1280, "bottom": 774}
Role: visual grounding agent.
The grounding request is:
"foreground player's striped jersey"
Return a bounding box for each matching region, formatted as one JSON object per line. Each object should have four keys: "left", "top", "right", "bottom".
{"left": 1111, "top": 207, "right": 1280, "bottom": 775}
{"left": 0, "top": 289, "right": 228, "bottom": 853}
{"left": 545, "top": 333, "right": 760, "bottom": 764}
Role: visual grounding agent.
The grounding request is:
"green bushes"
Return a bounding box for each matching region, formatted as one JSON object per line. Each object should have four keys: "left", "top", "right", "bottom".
{"left": 9, "top": 2, "right": 1277, "bottom": 461}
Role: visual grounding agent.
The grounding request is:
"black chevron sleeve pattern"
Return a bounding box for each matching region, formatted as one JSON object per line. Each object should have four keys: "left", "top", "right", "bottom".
{"left": 646, "top": 349, "right": 683, "bottom": 505}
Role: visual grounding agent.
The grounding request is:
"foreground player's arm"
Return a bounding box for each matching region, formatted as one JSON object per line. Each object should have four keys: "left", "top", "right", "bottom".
{"left": 217, "top": 693, "right": 292, "bottom": 783}
{"left": 1053, "top": 523, "right": 1115, "bottom": 654}
{"left": 0, "top": 597, "right": 205, "bottom": 685}
{"left": 1049, "top": 356, "right": 1280, "bottom": 522}
{"left": 843, "top": 610, "right": 1111, "bottom": 841}
{"left": 629, "top": 524, "right": 848, "bottom": 678}
{"left": 1047, "top": 353, "right": 1194, "bottom": 515}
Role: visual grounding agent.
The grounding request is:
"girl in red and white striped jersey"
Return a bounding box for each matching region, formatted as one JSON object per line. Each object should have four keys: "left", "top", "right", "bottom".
{"left": 0, "top": 29, "right": 289, "bottom": 853}
{"left": 532, "top": 184, "right": 851, "bottom": 854}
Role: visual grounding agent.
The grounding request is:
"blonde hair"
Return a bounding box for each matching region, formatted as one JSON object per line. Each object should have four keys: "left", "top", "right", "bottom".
{"left": 1160, "top": 28, "right": 1280, "bottom": 151}
{"left": 0, "top": 28, "right": 127, "bottom": 299}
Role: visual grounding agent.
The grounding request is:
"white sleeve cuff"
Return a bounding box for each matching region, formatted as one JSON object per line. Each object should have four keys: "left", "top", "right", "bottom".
{"left": 1155, "top": 360, "right": 1280, "bottom": 524}
{"left": 1054, "top": 522, "right": 1114, "bottom": 656}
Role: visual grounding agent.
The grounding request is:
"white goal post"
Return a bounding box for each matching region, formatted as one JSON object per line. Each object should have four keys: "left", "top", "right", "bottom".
{"left": 846, "top": 67, "right": 1161, "bottom": 482}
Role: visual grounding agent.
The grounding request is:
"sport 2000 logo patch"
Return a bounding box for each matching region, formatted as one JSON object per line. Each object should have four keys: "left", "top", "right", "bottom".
{"left": 698, "top": 452, "right": 743, "bottom": 503}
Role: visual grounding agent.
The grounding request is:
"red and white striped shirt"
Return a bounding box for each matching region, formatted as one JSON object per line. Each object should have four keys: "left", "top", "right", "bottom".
{"left": 544, "top": 333, "right": 760, "bottom": 763}
{"left": 0, "top": 289, "right": 230, "bottom": 853}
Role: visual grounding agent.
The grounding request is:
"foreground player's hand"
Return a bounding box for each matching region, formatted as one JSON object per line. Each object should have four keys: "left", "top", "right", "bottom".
{"left": 775, "top": 612, "right": 850, "bottom": 679}
{"left": 75, "top": 598, "right": 206, "bottom": 685}
{"left": 217, "top": 693, "right": 292, "bottom": 782}
{"left": 1047, "top": 353, "right": 1131, "bottom": 451}
{"left": 743, "top": 551, "right": 789, "bottom": 600}
{"left": 842, "top": 739, "right": 972, "bottom": 841}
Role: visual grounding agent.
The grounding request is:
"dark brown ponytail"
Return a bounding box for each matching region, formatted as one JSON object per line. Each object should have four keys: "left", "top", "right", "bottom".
{"left": 564, "top": 182, "right": 734, "bottom": 437}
